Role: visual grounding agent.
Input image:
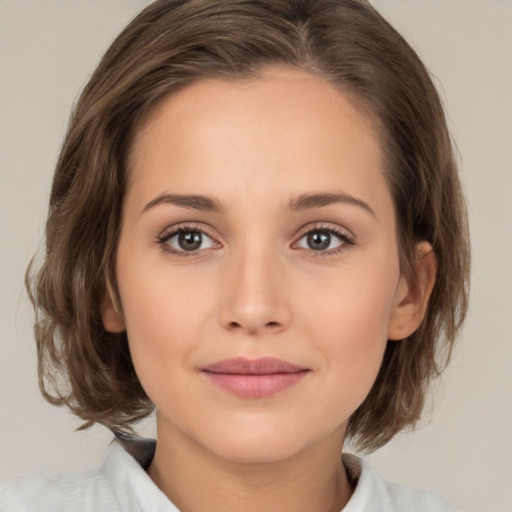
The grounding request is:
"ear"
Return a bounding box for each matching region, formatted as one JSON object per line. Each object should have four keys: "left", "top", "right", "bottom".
{"left": 388, "top": 241, "right": 437, "bottom": 341}
{"left": 100, "top": 278, "right": 126, "bottom": 333}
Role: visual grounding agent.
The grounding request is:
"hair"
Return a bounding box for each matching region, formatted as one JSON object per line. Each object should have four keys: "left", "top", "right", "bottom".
{"left": 27, "top": 0, "right": 470, "bottom": 453}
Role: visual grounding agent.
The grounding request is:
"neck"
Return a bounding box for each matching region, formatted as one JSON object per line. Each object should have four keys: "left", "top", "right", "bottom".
{"left": 148, "top": 422, "right": 353, "bottom": 512}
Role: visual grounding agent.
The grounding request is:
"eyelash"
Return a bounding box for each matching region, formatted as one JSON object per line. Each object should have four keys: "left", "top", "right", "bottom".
{"left": 156, "top": 223, "right": 219, "bottom": 258}
{"left": 156, "top": 223, "right": 355, "bottom": 258}
{"left": 294, "top": 225, "right": 355, "bottom": 257}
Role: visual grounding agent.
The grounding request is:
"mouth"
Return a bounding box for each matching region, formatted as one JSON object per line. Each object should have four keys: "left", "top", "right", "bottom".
{"left": 201, "top": 357, "right": 310, "bottom": 398}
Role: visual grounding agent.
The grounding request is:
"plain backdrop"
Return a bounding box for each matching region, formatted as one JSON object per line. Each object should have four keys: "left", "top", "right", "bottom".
{"left": 1, "top": 1, "right": 511, "bottom": 511}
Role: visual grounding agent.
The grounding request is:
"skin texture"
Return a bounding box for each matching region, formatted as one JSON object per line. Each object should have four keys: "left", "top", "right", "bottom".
{"left": 101, "top": 67, "right": 436, "bottom": 512}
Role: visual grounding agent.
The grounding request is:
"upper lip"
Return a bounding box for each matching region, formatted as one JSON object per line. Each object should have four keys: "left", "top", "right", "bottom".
{"left": 202, "top": 357, "right": 309, "bottom": 375}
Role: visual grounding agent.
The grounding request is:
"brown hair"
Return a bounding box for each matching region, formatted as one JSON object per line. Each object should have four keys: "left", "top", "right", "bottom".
{"left": 27, "top": 0, "right": 470, "bottom": 452}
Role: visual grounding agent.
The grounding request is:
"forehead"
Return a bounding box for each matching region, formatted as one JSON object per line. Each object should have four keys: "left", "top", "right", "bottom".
{"left": 133, "top": 67, "right": 380, "bottom": 158}
{"left": 127, "top": 67, "right": 392, "bottom": 220}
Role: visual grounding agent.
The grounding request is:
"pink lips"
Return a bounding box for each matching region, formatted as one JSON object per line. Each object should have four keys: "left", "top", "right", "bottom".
{"left": 201, "top": 357, "right": 310, "bottom": 398}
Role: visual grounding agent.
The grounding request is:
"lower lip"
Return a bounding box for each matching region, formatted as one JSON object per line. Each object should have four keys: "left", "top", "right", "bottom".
{"left": 202, "top": 371, "right": 309, "bottom": 398}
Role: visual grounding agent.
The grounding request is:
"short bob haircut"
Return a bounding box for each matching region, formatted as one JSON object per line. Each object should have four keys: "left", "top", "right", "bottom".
{"left": 27, "top": 0, "right": 470, "bottom": 453}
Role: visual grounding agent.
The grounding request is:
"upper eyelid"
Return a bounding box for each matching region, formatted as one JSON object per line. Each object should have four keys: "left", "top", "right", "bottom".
{"left": 156, "top": 222, "right": 355, "bottom": 249}
{"left": 293, "top": 222, "right": 354, "bottom": 240}
{"left": 159, "top": 223, "right": 219, "bottom": 241}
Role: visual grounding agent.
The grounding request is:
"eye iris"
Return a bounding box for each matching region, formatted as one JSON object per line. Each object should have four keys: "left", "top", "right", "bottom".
{"left": 178, "top": 230, "right": 202, "bottom": 251}
{"left": 307, "top": 231, "right": 330, "bottom": 250}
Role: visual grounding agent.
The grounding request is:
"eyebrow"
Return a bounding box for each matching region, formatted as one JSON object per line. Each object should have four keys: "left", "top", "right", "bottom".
{"left": 142, "top": 191, "right": 376, "bottom": 218}
{"left": 288, "top": 192, "right": 376, "bottom": 218}
{"left": 142, "top": 193, "right": 224, "bottom": 214}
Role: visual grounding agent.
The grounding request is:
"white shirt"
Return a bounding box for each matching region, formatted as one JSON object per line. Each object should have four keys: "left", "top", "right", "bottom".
{"left": 0, "top": 437, "right": 460, "bottom": 511}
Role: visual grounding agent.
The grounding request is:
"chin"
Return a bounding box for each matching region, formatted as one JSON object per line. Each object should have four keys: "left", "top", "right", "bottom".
{"left": 192, "top": 419, "right": 326, "bottom": 465}
{"left": 211, "top": 438, "right": 305, "bottom": 465}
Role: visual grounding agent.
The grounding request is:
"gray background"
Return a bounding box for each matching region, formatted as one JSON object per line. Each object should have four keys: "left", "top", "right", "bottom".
{"left": 1, "top": 1, "right": 511, "bottom": 511}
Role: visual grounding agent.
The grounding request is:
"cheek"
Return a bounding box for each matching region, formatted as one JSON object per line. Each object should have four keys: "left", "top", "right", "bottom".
{"left": 119, "top": 244, "right": 213, "bottom": 335}
{"left": 298, "top": 258, "right": 398, "bottom": 345}
{"left": 296, "top": 260, "right": 399, "bottom": 406}
{"left": 116, "top": 257, "right": 216, "bottom": 394}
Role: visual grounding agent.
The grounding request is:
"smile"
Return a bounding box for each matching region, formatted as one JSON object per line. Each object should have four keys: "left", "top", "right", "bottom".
{"left": 201, "top": 357, "right": 310, "bottom": 398}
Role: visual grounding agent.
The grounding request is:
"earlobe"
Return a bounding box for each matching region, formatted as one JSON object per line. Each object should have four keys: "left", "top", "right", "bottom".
{"left": 388, "top": 241, "right": 437, "bottom": 341}
{"left": 100, "top": 279, "right": 126, "bottom": 333}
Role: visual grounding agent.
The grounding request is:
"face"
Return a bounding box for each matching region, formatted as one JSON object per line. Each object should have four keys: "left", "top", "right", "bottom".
{"left": 103, "top": 67, "right": 425, "bottom": 464}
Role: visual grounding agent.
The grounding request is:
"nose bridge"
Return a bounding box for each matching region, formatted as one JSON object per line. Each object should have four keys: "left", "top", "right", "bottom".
{"left": 219, "top": 236, "right": 290, "bottom": 334}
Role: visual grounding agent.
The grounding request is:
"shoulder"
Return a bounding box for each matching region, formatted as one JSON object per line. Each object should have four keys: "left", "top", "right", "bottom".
{"left": 0, "top": 466, "right": 107, "bottom": 512}
{"left": 0, "top": 438, "right": 174, "bottom": 512}
{"left": 342, "top": 453, "right": 461, "bottom": 512}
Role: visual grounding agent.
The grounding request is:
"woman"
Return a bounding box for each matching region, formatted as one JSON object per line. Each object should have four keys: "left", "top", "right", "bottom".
{"left": 1, "top": 1, "right": 469, "bottom": 510}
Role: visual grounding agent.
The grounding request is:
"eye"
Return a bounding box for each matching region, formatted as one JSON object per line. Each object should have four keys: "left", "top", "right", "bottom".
{"left": 294, "top": 227, "right": 354, "bottom": 253}
{"left": 158, "top": 227, "right": 218, "bottom": 254}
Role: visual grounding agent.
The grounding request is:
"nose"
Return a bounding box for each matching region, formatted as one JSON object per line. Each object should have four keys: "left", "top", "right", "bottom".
{"left": 218, "top": 244, "right": 291, "bottom": 336}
